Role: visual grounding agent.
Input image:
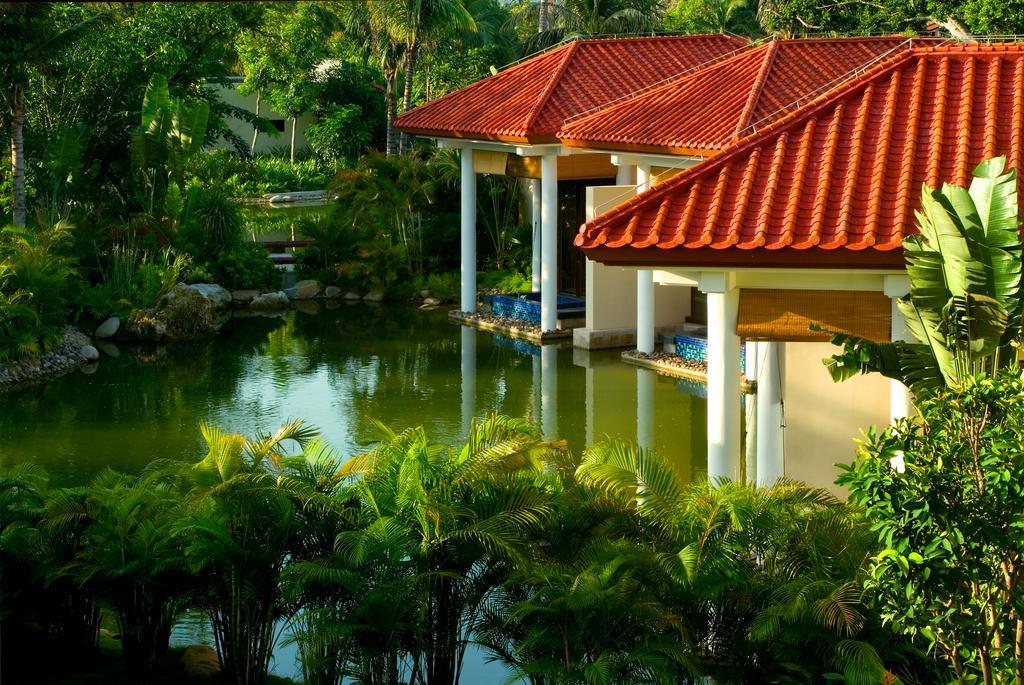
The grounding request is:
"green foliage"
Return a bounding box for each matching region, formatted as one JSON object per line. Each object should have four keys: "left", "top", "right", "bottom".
{"left": 179, "top": 185, "right": 245, "bottom": 255}
{"left": 838, "top": 369, "right": 1024, "bottom": 683}
{"left": 130, "top": 74, "right": 210, "bottom": 229}
{"left": 305, "top": 105, "right": 372, "bottom": 165}
{"left": 208, "top": 242, "right": 281, "bottom": 292}
{"left": 820, "top": 157, "right": 1024, "bottom": 404}
{"left": 77, "top": 242, "right": 189, "bottom": 320}
{"left": 0, "top": 222, "right": 79, "bottom": 361}
{"left": 187, "top": 150, "right": 335, "bottom": 197}
{"left": 664, "top": 0, "right": 761, "bottom": 34}
{"left": 762, "top": 0, "right": 1024, "bottom": 36}
{"left": 479, "top": 268, "right": 532, "bottom": 294}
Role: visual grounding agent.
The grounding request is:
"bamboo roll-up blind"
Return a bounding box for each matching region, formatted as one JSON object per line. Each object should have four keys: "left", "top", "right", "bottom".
{"left": 737, "top": 289, "right": 891, "bottom": 342}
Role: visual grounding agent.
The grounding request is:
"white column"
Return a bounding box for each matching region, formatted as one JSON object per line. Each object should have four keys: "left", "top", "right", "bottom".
{"left": 704, "top": 277, "right": 741, "bottom": 482}
{"left": 755, "top": 341, "right": 784, "bottom": 487}
{"left": 884, "top": 275, "right": 913, "bottom": 422}
{"left": 460, "top": 326, "right": 477, "bottom": 434}
{"left": 540, "top": 154, "right": 559, "bottom": 333}
{"left": 615, "top": 163, "right": 633, "bottom": 186}
{"left": 530, "top": 178, "right": 542, "bottom": 292}
{"left": 889, "top": 300, "right": 913, "bottom": 421}
{"left": 541, "top": 344, "right": 558, "bottom": 440}
{"left": 744, "top": 340, "right": 759, "bottom": 485}
{"left": 460, "top": 148, "right": 477, "bottom": 313}
{"left": 636, "top": 367, "right": 655, "bottom": 450}
{"left": 635, "top": 164, "right": 656, "bottom": 354}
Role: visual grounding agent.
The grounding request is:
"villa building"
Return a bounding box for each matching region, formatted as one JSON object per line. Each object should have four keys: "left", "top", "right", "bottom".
{"left": 397, "top": 36, "right": 1024, "bottom": 490}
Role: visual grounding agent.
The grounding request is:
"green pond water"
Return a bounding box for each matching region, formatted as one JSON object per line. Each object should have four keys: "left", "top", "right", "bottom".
{"left": 0, "top": 304, "right": 708, "bottom": 678}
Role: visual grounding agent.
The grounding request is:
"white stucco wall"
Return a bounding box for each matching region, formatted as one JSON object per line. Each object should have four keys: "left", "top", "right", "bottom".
{"left": 782, "top": 341, "right": 891, "bottom": 492}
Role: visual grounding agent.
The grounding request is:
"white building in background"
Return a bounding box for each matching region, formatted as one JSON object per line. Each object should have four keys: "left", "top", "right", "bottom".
{"left": 206, "top": 77, "right": 316, "bottom": 155}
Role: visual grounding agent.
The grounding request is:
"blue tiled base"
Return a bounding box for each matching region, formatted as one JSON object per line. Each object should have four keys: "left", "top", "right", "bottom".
{"left": 493, "top": 334, "right": 541, "bottom": 357}
{"left": 673, "top": 334, "right": 746, "bottom": 374}
{"left": 491, "top": 292, "right": 586, "bottom": 325}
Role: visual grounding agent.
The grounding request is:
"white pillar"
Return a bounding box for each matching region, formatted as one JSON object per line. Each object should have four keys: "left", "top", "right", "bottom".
{"left": 889, "top": 300, "right": 913, "bottom": 421}
{"left": 541, "top": 344, "right": 558, "bottom": 439}
{"left": 704, "top": 277, "right": 741, "bottom": 482}
{"left": 460, "top": 326, "right": 477, "bottom": 434}
{"left": 615, "top": 163, "right": 634, "bottom": 186}
{"left": 744, "top": 340, "right": 759, "bottom": 484}
{"left": 460, "top": 148, "right": 477, "bottom": 313}
{"left": 635, "top": 164, "right": 656, "bottom": 354}
{"left": 540, "top": 154, "right": 558, "bottom": 333}
{"left": 755, "top": 341, "right": 784, "bottom": 487}
{"left": 531, "top": 178, "right": 542, "bottom": 292}
{"left": 637, "top": 367, "right": 655, "bottom": 450}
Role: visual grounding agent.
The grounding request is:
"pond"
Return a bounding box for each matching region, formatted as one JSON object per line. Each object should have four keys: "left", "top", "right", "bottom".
{"left": 0, "top": 304, "right": 708, "bottom": 679}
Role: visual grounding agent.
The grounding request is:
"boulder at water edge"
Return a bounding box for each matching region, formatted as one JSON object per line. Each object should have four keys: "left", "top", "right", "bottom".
{"left": 79, "top": 345, "right": 100, "bottom": 361}
{"left": 184, "top": 283, "right": 232, "bottom": 309}
{"left": 250, "top": 291, "right": 290, "bottom": 311}
{"left": 94, "top": 316, "right": 120, "bottom": 339}
{"left": 363, "top": 291, "right": 384, "bottom": 302}
{"left": 126, "top": 284, "right": 223, "bottom": 340}
{"left": 343, "top": 291, "right": 361, "bottom": 301}
{"left": 180, "top": 645, "right": 221, "bottom": 677}
{"left": 324, "top": 285, "right": 341, "bottom": 298}
{"left": 284, "top": 279, "right": 321, "bottom": 300}
{"left": 231, "top": 289, "right": 260, "bottom": 305}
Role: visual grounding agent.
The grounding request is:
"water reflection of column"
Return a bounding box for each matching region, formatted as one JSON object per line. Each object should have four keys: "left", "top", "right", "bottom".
{"left": 461, "top": 327, "right": 477, "bottom": 435}
{"left": 636, "top": 367, "right": 655, "bottom": 450}
{"left": 541, "top": 344, "right": 558, "bottom": 440}
{"left": 532, "top": 352, "right": 542, "bottom": 433}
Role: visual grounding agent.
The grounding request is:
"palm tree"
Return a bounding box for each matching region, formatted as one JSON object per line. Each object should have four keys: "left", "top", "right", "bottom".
{"left": 47, "top": 468, "right": 191, "bottom": 672}
{"left": 665, "top": 0, "right": 761, "bottom": 35}
{"left": 0, "top": 3, "right": 107, "bottom": 226}
{"left": 574, "top": 440, "right": 911, "bottom": 682}
{"left": 332, "top": 414, "right": 561, "bottom": 685}
{"left": 522, "top": 0, "right": 663, "bottom": 53}
{"left": 174, "top": 419, "right": 328, "bottom": 685}
{"left": 819, "top": 157, "right": 1023, "bottom": 403}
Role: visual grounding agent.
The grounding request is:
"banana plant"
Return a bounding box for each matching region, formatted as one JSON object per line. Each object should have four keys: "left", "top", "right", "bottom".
{"left": 819, "top": 157, "right": 1023, "bottom": 402}
{"left": 130, "top": 74, "right": 210, "bottom": 229}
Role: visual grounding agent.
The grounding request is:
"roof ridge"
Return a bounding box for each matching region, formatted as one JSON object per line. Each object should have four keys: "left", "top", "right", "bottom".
{"left": 580, "top": 47, "right": 918, "bottom": 235}
{"left": 733, "top": 41, "right": 779, "bottom": 141}
{"left": 559, "top": 41, "right": 757, "bottom": 130}
{"left": 394, "top": 41, "right": 573, "bottom": 128}
{"left": 736, "top": 37, "right": 922, "bottom": 138}
{"left": 523, "top": 40, "right": 580, "bottom": 133}
{"left": 569, "top": 33, "right": 744, "bottom": 47}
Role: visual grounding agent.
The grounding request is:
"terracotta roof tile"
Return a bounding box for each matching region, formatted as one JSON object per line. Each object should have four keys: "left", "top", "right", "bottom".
{"left": 575, "top": 43, "right": 1024, "bottom": 267}
{"left": 558, "top": 37, "right": 927, "bottom": 154}
{"left": 394, "top": 34, "right": 746, "bottom": 143}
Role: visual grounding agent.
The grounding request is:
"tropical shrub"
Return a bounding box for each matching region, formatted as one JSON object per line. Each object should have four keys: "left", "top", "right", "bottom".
{"left": 77, "top": 242, "right": 189, "bottom": 320}
{"left": 0, "top": 222, "right": 79, "bottom": 360}
{"left": 180, "top": 185, "right": 245, "bottom": 254}
{"left": 820, "top": 157, "right": 1022, "bottom": 401}
{"left": 479, "top": 268, "right": 532, "bottom": 294}
{"left": 839, "top": 369, "right": 1024, "bottom": 683}
{"left": 305, "top": 105, "right": 372, "bottom": 165}
{"left": 209, "top": 241, "right": 281, "bottom": 291}
{"left": 48, "top": 468, "right": 192, "bottom": 672}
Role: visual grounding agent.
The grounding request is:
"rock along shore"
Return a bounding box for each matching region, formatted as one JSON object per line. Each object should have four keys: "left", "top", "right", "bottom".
{"left": 0, "top": 328, "right": 94, "bottom": 390}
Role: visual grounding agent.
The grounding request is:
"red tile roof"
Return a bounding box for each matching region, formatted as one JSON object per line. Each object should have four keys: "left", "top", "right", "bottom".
{"left": 558, "top": 37, "right": 925, "bottom": 155}
{"left": 394, "top": 35, "right": 746, "bottom": 144}
{"left": 575, "top": 43, "right": 1024, "bottom": 269}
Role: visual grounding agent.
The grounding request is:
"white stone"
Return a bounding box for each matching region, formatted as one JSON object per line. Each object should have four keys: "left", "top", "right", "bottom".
{"left": 363, "top": 291, "right": 384, "bottom": 302}
{"left": 343, "top": 291, "right": 361, "bottom": 301}
{"left": 324, "top": 286, "right": 341, "bottom": 298}
{"left": 423, "top": 297, "right": 441, "bottom": 306}
{"left": 285, "top": 279, "right": 320, "bottom": 300}
{"left": 94, "top": 316, "right": 120, "bottom": 339}
{"left": 79, "top": 345, "right": 100, "bottom": 361}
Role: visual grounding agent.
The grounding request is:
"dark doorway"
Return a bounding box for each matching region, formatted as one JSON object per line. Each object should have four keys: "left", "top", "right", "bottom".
{"left": 557, "top": 178, "right": 614, "bottom": 296}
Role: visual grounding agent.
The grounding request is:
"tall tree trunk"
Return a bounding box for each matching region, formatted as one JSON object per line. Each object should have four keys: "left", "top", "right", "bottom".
{"left": 400, "top": 42, "right": 420, "bottom": 154}
{"left": 290, "top": 116, "right": 297, "bottom": 163}
{"left": 384, "top": 70, "right": 398, "bottom": 156}
{"left": 9, "top": 84, "right": 26, "bottom": 227}
{"left": 538, "top": 0, "right": 550, "bottom": 32}
{"left": 251, "top": 91, "right": 261, "bottom": 154}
